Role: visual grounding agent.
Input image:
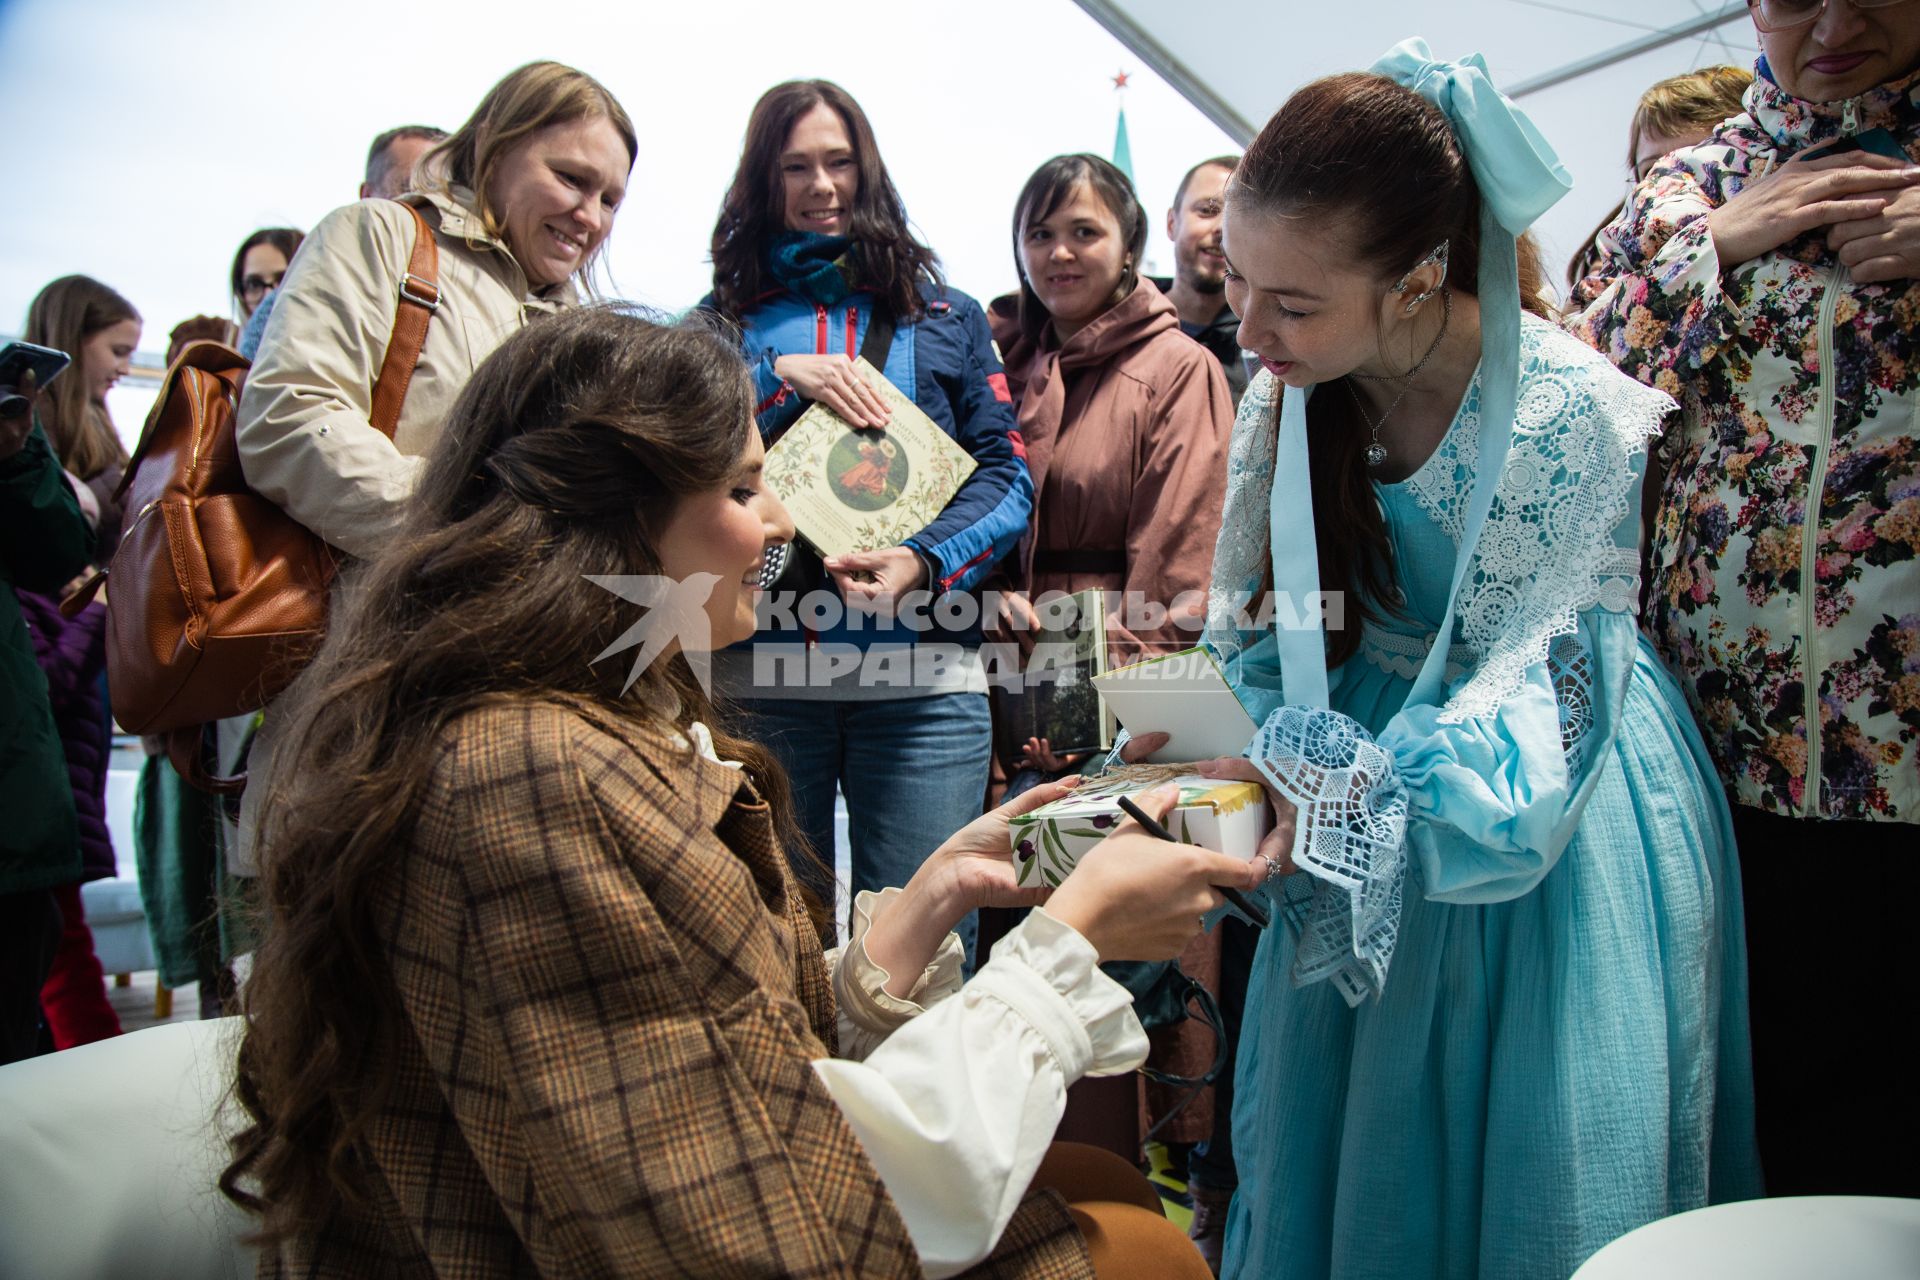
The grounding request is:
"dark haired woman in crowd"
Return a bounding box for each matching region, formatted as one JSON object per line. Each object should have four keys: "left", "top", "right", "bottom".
{"left": 223, "top": 305, "right": 1255, "bottom": 1278}
{"left": 229, "top": 227, "right": 304, "bottom": 337}
{"left": 1570, "top": 1, "right": 1920, "bottom": 1197}
{"left": 990, "top": 154, "right": 1232, "bottom": 719}
{"left": 159, "top": 227, "right": 300, "bottom": 371}
{"left": 985, "top": 152, "right": 1235, "bottom": 1239}
{"left": 703, "top": 80, "right": 1031, "bottom": 960}
{"left": 15, "top": 274, "right": 142, "bottom": 1050}
{"left": 1187, "top": 43, "right": 1758, "bottom": 1277}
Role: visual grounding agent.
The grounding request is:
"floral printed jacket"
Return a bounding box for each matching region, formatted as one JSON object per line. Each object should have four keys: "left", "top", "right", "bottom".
{"left": 1569, "top": 64, "right": 1920, "bottom": 824}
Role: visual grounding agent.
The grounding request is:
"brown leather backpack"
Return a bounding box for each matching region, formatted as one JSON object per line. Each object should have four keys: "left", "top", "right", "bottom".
{"left": 69, "top": 203, "right": 441, "bottom": 793}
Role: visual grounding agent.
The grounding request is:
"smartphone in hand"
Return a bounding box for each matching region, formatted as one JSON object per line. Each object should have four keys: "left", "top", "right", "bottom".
{"left": 0, "top": 340, "right": 72, "bottom": 417}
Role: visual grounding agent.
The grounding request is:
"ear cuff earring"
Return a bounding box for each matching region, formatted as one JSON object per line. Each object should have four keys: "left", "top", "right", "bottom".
{"left": 1394, "top": 239, "right": 1451, "bottom": 311}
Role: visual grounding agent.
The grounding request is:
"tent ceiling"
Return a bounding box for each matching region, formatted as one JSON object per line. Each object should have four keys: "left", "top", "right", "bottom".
{"left": 1075, "top": 0, "right": 1759, "bottom": 285}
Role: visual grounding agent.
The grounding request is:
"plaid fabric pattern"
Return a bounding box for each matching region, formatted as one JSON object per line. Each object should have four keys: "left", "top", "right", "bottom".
{"left": 263, "top": 701, "right": 1090, "bottom": 1279}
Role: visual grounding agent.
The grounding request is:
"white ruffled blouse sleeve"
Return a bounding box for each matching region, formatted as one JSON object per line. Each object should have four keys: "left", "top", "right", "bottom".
{"left": 813, "top": 905, "right": 1147, "bottom": 1279}
{"left": 824, "top": 888, "right": 966, "bottom": 1062}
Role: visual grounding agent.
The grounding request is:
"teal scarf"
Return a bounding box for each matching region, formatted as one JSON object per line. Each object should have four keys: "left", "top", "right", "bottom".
{"left": 766, "top": 231, "right": 856, "bottom": 307}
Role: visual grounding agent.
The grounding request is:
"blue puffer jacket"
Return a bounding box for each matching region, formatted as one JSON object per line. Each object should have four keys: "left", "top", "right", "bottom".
{"left": 716, "top": 281, "right": 1032, "bottom": 653}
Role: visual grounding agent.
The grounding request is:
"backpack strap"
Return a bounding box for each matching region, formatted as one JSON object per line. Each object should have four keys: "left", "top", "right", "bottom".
{"left": 178, "top": 205, "right": 440, "bottom": 796}
{"left": 167, "top": 724, "right": 243, "bottom": 797}
{"left": 859, "top": 304, "right": 894, "bottom": 371}
{"left": 367, "top": 202, "right": 441, "bottom": 439}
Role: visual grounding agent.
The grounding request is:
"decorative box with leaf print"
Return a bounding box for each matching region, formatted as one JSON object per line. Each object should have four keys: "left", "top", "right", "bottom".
{"left": 1009, "top": 771, "right": 1272, "bottom": 888}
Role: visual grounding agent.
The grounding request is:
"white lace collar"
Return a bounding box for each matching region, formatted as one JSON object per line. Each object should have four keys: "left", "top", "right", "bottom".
{"left": 1206, "top": 314, "right": 1673, "bottom": 724}
{"left": 1393, "top": 374, "right": 1482, "bottom": 550}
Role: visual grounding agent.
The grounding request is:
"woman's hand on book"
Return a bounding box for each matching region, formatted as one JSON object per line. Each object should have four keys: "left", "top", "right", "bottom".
{"left": 824, "top": 547, "right": 926, "bottom": 606}
{"left": 1114, "top": 731, "right": 1170, "bottom": 764}
{"left": 996, "top": 590, "right": 1040, "bottom": 633}
{"left": 1020, "top": 737, "right": 1088, "bottom": 772}
{"left": 919, "top": 774, "right": 1085, "bottom": 914}
{"left": 1047, "top": 783, "right": 1264, "bottom": 962}
{"left": 1195, "top": 756, "right": 1298, "bottom": 877}
{"left": 774, "top": 353, "right": 892, "bottom": 427}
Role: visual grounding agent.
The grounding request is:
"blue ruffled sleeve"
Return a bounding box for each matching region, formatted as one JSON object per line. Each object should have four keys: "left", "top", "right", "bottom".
{"left": 1381, "top": 608, "right": 1636, "bottom": 904}
{"left": 1239, "top": 605, "right": 1636, "bottom": 1006}
{"left": 1233, "top": 360, "right": 1656, "bottom": 1003}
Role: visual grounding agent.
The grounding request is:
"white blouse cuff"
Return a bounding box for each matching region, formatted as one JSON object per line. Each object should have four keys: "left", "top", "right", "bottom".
{"left": 831, "top": 888, "right": 966, "bottom": 1043}
{"left": 982, "top": 907, "right": 1147, "bottom": 1078}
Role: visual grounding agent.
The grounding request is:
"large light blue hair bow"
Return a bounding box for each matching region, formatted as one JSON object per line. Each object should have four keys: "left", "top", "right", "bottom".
{"left": 1267, "top": 37, "right": 1572, "bottom": 711}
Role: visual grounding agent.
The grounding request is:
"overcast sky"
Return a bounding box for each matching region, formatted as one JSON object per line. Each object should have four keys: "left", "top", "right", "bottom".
{"left": 1, "top": 0, "right": 1761, "bottom": 443}
{"left": 0, "top": 0, "right": 1236, "bottom": 430}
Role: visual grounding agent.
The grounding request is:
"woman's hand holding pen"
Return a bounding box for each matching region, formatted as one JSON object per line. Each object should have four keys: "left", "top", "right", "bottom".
{"left": 1047, "top": 783, "right": 1265, "bottom": 962}
{"left": 865, "top": 770, "right": 1270, "bottom": 991}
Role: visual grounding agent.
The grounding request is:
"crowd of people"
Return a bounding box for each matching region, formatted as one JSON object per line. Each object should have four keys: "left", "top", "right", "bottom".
{"left": 2, "top": 4, "right": 1916, "bottom": 1276}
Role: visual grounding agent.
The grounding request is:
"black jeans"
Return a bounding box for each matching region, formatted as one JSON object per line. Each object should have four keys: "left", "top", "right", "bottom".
{"left": 1733, "top": 805, "right": 1919, "bottom": 1197}
{"left": 0, "top": 888, "right": 62, "bottom": 1064}
{"left": 1186, "top": 914, "right": 1259, "bottom": 1192}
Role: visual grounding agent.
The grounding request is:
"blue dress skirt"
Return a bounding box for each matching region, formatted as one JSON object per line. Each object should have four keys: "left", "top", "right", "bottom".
{"left": 1220, "top": 454, "right": 1761, "bottom": 1278}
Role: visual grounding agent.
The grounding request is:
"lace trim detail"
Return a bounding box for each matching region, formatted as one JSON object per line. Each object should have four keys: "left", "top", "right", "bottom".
{"left": 1204, "top": 370, "right": 1282, "bottom": 664}
{"left": 1592, "top": 545, "right": 1641, "bottom": 615}
{"left": 1252, "top": 706, "right": 1409, "bottom": 1006}
{"left": 1400, "top": 399, "right": 1479, "bottom": 547}
{"left": 1357, "top": 623, "right": 1476, "bottom": 682}
{"left": 1434, "top": 319, "right": 1670, "bottom": 724}
{"left": 1547, "top": 633, "right": 1594, "bottom": 777}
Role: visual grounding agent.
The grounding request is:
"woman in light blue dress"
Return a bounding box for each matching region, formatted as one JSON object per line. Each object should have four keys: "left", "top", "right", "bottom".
{"left": 1191, "top": 44, "right": 1762, "bottom": 1279}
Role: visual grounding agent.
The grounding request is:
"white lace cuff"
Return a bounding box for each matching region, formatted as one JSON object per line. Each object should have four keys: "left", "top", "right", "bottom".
{"left": 1250, "top": 706, "right": 1411, "bottom": 1007}
{"left": 829, "top": 888, "right": 965, "bottom": 1061}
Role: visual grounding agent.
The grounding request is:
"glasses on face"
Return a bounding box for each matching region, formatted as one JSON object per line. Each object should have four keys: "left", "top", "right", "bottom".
{"left": 1748, "top": 0, "right": 1914, "bottom": 33}
{"left": 241, "top": 271, "right": 284, "bottom": 298}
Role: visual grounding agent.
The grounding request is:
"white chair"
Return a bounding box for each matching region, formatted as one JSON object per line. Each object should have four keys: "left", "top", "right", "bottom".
{"left": 1573, "top": 1196, "right": 1920, "bottom": 1279}
{"left": 82, "top": 874, "right": 157, "bottom": 977}
{"left": 0, "top": 1019, "right": 255, "bottom": 1279}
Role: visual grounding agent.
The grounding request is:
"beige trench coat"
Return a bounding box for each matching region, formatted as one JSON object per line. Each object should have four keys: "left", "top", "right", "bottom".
{"left": 236, "top": 186, "right": 575, "bottom": 559}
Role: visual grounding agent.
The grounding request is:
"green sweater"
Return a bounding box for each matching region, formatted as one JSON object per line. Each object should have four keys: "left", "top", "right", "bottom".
{"left": 0, "top": 421, "right": 93, "bottom": 893}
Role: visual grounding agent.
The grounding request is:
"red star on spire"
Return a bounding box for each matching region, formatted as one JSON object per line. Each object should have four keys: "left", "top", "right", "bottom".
{"left": 1112, "top": 69, "right": 1130, "bottom": 91}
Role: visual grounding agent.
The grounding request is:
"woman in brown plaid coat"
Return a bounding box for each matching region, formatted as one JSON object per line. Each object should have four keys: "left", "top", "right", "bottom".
{"left": 220, "top": 308, "right": 1262, "bottom": 1278}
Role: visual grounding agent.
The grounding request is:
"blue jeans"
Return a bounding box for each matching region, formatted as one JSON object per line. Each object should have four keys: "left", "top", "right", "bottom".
{"left": 741, "top": 692, "right": 991, "bottom": 965}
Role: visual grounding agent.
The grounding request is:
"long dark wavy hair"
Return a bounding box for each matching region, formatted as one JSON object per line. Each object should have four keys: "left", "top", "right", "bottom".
{"left": 219, "top": 306, "right": 813, "bottom": 1244}
{"left": 708, "top": 80, "right": 941, "bottom": 323}
{"left": 1231, "top": 72, "right": 1550, "bottom": 667}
